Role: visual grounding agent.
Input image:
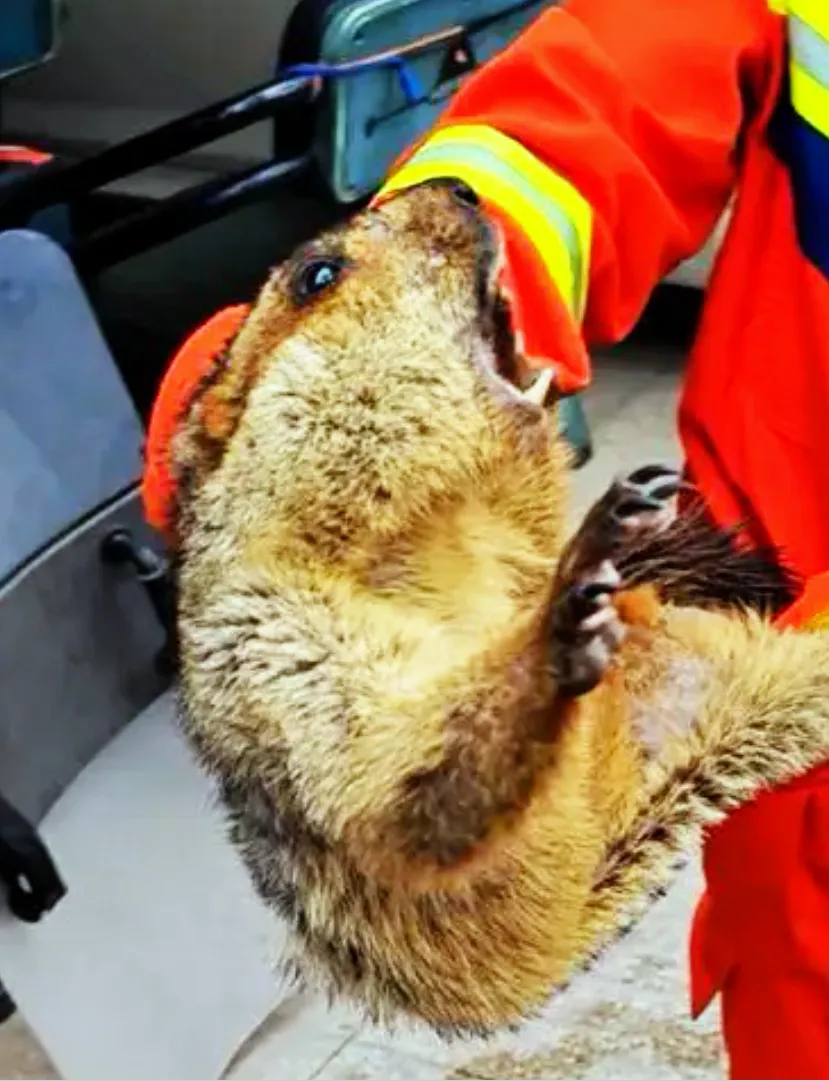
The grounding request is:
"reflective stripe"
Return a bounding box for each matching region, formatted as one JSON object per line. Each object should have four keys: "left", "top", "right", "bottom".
{"left": 791, "top": 62, "right": 829, "bottom": 138}
{"left": 788, "top": 7, "right": 829, "bottom": 139}
{"left": 790, "top": 15, "right": 829, "bottom": 81}
{"left": 377, "top": 124, "right": 592, "bottom": 319}
{"left": 767, "top": 0, "right": 829, "bottom": 280}
{"left": 789, "top": 0, "right": 829, "bottom": 44}
{"left": 767, "top": 0, "right": 829, "bottom": 140}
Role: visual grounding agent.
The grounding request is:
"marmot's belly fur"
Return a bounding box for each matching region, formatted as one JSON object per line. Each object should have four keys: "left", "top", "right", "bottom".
{"left": 170, "top": 181, "right": 829, "bottom": 1034}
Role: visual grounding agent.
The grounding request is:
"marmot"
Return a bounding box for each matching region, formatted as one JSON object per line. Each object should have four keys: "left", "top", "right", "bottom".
{"left": 168, "top": 179, "right": 829, "bottom": 1036}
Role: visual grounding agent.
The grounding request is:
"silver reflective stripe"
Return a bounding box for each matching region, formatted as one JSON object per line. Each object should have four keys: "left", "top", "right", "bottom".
{"left": 790, "top": 14, "right": 829, "bottom": 88}
{"left": 408, "top": 142, "right": 584, "bottom": 297}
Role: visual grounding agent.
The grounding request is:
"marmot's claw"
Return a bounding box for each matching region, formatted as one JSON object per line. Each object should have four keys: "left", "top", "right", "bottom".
{"left": 612, "top": 464, "right": 679, "bottom": 534}
{"left": 550, "top": 463, "right": 679, "bottom": 697}
{"left": 550, "top": 558, "right": 626, "bottom": 697}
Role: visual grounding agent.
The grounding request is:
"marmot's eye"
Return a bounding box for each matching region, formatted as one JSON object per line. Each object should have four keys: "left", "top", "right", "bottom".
{"left": 290, "top": 256, "right": 347, "bottom": 306}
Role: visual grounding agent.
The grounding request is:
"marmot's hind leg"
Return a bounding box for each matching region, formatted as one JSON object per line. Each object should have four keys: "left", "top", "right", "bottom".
{"left": 550, "top": 465, "right": 678, "bottom": 696}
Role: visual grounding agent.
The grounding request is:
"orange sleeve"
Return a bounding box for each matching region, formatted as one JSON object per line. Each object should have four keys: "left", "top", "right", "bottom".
{"left": 425, "top": 0, "right": 781, "bottom": 346}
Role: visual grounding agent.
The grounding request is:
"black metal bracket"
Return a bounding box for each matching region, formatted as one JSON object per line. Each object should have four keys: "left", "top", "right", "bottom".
{"left": 0, "top": 793, "right": 66, "bottom": 924}
{"left": 71, "top": 154, "right": 311, "bottom": 276}
{"left": 0, "top": 73, "right": 319, "bottom": 274}
{"left": 100, "top": 528, "right": 178, "bottom": 678}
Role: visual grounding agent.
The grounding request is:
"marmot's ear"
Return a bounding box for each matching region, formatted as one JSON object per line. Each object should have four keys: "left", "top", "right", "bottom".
{"left": 142, "top": 305, "right": 251, "bottom": 548}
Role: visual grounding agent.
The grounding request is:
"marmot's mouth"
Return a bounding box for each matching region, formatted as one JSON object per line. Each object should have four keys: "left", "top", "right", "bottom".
{"left": 477, "top": 219, "right": 557, "bottom": 410}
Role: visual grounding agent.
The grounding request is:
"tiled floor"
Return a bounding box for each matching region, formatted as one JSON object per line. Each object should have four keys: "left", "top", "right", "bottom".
{"left": 0, "top": 323, "right": 726, "bottom": 1080}
{"left": 0, "top": 1015, "right": 59, "bottom": 1080}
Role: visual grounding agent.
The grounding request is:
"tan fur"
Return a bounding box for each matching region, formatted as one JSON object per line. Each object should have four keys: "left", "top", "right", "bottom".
{"left": 171, "top": 181, "right": 829, "bottom": 1035}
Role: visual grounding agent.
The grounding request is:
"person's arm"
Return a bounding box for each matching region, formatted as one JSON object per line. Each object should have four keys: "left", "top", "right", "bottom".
{"left": 379, "top": 0, "right": 783, "bottom": 389}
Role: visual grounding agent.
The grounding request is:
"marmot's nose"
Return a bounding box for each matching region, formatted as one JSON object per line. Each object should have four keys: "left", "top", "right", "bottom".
{"left": 449, "top": 180, "right": 480, "bottom": 207}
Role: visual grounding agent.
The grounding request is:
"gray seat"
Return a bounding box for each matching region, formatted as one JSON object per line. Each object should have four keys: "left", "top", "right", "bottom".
{"left": 0, "top": 230, "right": 144, "bottom": 586}
{"left": 0, "top": 692, "right": 284, "bottom": 1081}
{"left": 0, "top": 230, "right": 289, "bottom": 1079}
{"left": 0, "top": 229, "right": 156, "bottom": 816}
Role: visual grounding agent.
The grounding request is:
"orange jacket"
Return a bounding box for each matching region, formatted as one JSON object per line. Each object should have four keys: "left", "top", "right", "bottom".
{"left": 142, "top": 3, "right": 829, "bottom": 1075}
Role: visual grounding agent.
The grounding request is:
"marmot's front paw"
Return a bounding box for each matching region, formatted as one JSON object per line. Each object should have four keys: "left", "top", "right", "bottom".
{"left": 550, "top": 464, "right": 679, "bottom": 697}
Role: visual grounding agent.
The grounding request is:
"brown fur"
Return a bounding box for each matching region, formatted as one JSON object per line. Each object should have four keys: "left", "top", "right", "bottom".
{"left": 170, "top": 180, "right": 829, "bottom": 1035}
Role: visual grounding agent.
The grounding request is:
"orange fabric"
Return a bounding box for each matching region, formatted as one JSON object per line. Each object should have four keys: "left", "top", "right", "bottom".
{"left": 776, "top": 572, "right": 829, "bottom": 632}
{"left": 678, "top": 142, "right": 829, "bottom": 581}
{"left": 689, "top": 573, "right": 829, "bottom": 1079}
{"left": 141, "top": 304, "right": 248, "bottom": 539}
{"left": 690, "top": 762, "right": 829, "bottom": 1080}
{"left": 720, "top": 968, "right": 829, "bottom": 1080}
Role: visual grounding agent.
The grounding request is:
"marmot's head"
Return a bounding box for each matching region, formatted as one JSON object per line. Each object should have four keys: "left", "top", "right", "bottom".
{"left": 171, "top": 179, "right": 569, "bottom": 567}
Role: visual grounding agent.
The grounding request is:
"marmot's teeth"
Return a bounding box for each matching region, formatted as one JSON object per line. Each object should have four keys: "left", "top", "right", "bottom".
{"left": 521, "top": 367, "right": 556, "bottom": 406}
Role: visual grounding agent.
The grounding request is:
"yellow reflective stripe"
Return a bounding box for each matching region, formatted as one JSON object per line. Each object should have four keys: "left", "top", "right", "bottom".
{"left": 786, "top": 0, "right": 829, "bottom": 138}
{"left": 768, "top": 0, "right": 788, "bottom": 14}
{"left": 378, "top": 124, "right": 592, "bottom": 319}
{"left": 791, "top": 59, "right": 829, "bottom": 139}
{"left": 789, "top": 0, "right": 829, "bottom": 43}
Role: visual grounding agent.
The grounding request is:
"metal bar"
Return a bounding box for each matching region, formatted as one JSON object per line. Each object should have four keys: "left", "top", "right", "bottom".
{"left": 340, "top": 24, "right": 466, "bottom": 67}
{"left": 320, "top": 0, "right": 546, "bottom": 69}
{"left": 0, "top": 74, "right": 317, "bottom": 226}
{"left": 70, "top": 154, "right": 312, "bottom": 275}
